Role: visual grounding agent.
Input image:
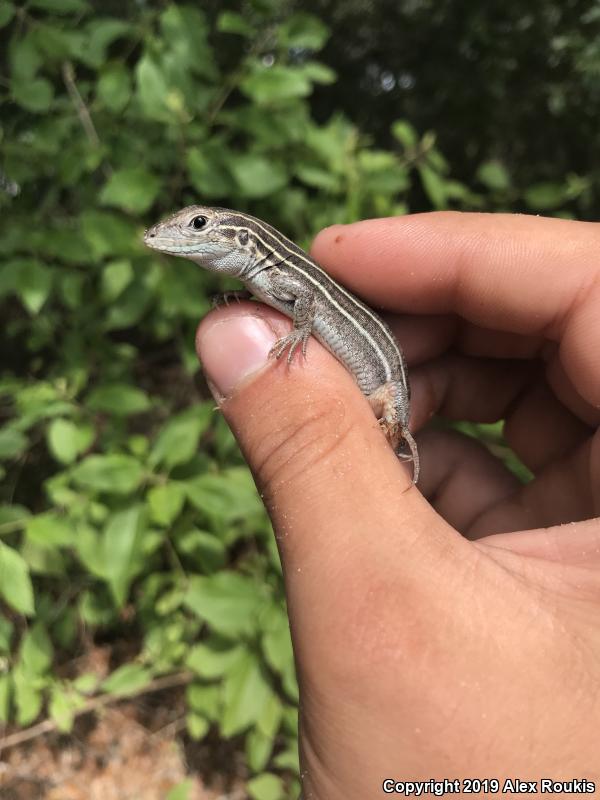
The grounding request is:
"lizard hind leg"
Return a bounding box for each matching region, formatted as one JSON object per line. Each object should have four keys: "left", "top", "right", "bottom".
{"left": 368, "top": 383, "right": 419, "bottom": 484}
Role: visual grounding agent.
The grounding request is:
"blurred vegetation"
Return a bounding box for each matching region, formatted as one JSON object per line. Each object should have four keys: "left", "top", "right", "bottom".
{"left": 0, "top": 0, "right": 594, "bottom": 796}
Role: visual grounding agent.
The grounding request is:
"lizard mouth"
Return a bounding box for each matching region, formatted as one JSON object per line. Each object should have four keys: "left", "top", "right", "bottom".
{"left": 143, "top": 230, "right": 179, "bottom": 253}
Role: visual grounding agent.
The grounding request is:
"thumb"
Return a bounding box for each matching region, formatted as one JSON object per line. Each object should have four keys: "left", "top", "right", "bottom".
{"left": 195, "top": 302, "right": 465, "bottom": 661}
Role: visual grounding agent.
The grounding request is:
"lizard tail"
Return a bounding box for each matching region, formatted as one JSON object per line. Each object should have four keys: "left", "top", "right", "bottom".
{"left": 400, "top": 427, "right": 420, "bottom": 485}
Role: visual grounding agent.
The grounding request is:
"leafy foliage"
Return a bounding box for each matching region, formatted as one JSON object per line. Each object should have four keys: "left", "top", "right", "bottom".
{"left": 0, "top": 0, "right": 563, "bottom": 793}
{"left": 304, "top": 0, "right": 600, "bottom": 219}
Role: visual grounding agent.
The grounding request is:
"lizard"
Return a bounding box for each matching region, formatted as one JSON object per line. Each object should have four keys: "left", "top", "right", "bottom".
{"left": 144, "top": 206, "right": 419, "bottom": 484}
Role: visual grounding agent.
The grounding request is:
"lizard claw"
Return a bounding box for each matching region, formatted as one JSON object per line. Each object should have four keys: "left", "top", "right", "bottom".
{"left": 211, "top": 290, "right": 252, "bottom": 309}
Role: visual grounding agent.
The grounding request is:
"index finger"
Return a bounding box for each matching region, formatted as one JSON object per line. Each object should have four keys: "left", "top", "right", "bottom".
{"left": 311, "top": 212, "right": 600, "bottom": 408}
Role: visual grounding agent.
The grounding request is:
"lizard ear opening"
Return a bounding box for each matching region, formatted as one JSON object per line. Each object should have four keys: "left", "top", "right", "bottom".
{"left": 237, "top": 229, "right": 249, "bottom": 246}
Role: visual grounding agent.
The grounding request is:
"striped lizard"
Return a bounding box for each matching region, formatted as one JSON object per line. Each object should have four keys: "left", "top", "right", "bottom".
{"left": 144, "top": 206, "right": 419, "bottom": 483}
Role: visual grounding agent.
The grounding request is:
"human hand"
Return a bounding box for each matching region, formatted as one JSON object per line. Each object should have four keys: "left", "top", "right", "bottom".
{"left": 195, "top": 212, "right": 600, "bottom": 798}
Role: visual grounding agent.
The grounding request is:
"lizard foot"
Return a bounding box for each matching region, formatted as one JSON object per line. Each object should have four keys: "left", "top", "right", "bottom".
{"left": 269, "top": 328, "right": 311, "bottom": 364}
{"left": 211, "top": 290, "right": 253, "bottom": 309}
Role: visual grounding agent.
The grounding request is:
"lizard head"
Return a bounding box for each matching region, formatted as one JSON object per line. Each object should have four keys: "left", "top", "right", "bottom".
{"left": 144, "top": 205, "right": 255, "bottom": 277}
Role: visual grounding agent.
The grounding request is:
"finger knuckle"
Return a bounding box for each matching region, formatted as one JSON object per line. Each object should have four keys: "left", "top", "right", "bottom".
{"left": 248, "top": 393, "right": 353, "bottom": 497}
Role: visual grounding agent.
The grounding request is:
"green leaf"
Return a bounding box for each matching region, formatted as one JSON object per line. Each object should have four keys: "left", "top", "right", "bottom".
{"left": 279, "top": 13, "right": 329, "bottom": 50}
{"left": 59, "top": 272, "right": 84, "bottom": 309}
{"left": 79, "top": 588, "right": 115, "bottom": 626}
{"left": 72, "top": 454, "right": 145, "bottom": 494}
{"left": 221, "top": 651, "right": 272, "bottom": 737}
{"left": 74, "top": 523, "right": 105, "bottom": 578}
{"left": 0, "top": 504, "right": 30, "bottom": 529}
{"left": 100, "top": 167, "right": 160, "bottom": 214}
{"left": 186, "top": 712, "right": 210, "bottom": 740}
{"left": 103, "top": 282, "right": 153, "bottom": 331}
{"left": 10, "top": 33, "right": 41, "bottom": 80}
{"left": 177, "top": 529, "right": 226, "bottom": 572}
{"left": 13, "top": 384, "right": 74, "bottom": 430}
{"left": 101, "top": 259, "right": 134, "bottom": 301}
{"left": 136, "top": 55, "right": 170, "bottom": 120}
{"left": 295, "top": 164, "right": 340, "bottom": 191}
{"left": 26, "top": 512, "right": 75, "bottom": 547}
{"left": 300, "top": 61, "right": 336, "bottom": 84}
{"left": 262, "top": 613, "right": 293, "bottom": 675}
{"left": 392, "top": 120, "right": 418, "bottom": 148}
{"left": 97, "top": 63, "right": 131, "bottom": 111}
{"left": 0, "top": 3, "right": 15, "bottom": 28}
{"left": 524, "top": 182, "right": 567, "bottom": 210}
{"left": 102, "top": 505, "right": 145, "bottom": 607}
{"left": 12, "top": 78, "right": 54, "bottom": 113}
{"left": 0, "top": 263, "right": 17, "bottom": 299}
{"left": 87, "top": 383, "right": 151, "bottom": 415}
{"left": 185, "top": 641, "right": 244, "bottom": 679}
{"left": 0, "top": 427, "right": 27, "bottom": 459}
{"left": 81, "top": 18, "right": 131, "bottom": 68}
{"left": 166, "top": 780, "right": 194, "bottom": 800}
{"left": 47, "top": 418, "right": 90, "bottom": 465}
{"left": 12, "top": 259, "right": 53, "bottom": 314}
{"left": 0, "top": 616, "right": 14, "bottom": 653}
{"left": 186, "top": 147, "right": 233, "bottom": 199}
{"left": 0, "top": 541, "right": 34, "bottom": 615}
{"left": 229, "top": 154, "right": 287, "bottom": 199}
{"left": 21, "top": 539, "right": 66, "bottom": 577}
{"left": 247, "top": 774, "right": 285, "bottom": 800}
{"left": 476, "top": 160, "right": 511, "bottom": 191}
{"left": 241, "top": 66, "right": 312, "bottom": 104}
{"left": 29, "top": 0, "right": 89, "bottom": 12}
{"left": 273, "top": 741, "right": 300, "bottom": 773}
{"left": 418, "top": 164, "right": 448, "bottom": 209}
{"left": 80, "top": 211, "right": 137, "bottom": 259}
{"left": 184, "top": 572, "right": 265, "bottom": 637}
{"left": 257, "top": 690, "right": 283, "bottom": 739}
{"left": 0, "top": 674, "right": 11, "bottom": 722}
{"left": 148, "top": 483, "right": 186, "bottom": 526}
{"left": 184, "top": 467, "right": 263, "bottom": 524}
{"left": 102, "top": 663, "right": 152, "bottom": 696}
{"left": 21, "top": 623, "right": 53, "bottom": 676}
{"left": 186, "top": 683, "right": 220, "bottom": 720}
{"left": 73, "top": 673, "right": 98, "bottom": 693}
{"left": 49, "top": 685, "right": 76, "bottom": 732}
{"left": 13, "top": 664, "right": 43, "bottom": 725}
{"left": 150, "top": 405, "right": 212, "bottom": 469}
{"left": 217, "top": 11, "right": 254, "bottom": 36}
{"left": 246, "top": 728, "right": 274, "bottom": 773}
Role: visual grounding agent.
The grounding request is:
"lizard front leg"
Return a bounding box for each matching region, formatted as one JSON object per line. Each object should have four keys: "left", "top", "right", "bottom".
{"left": 264, "top": 269, "right": 317, "bottom": 364}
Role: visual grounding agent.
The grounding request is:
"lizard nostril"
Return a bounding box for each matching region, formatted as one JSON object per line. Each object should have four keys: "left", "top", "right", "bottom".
{"left": 147, "top": 231, "right": 155, "bottom": 238}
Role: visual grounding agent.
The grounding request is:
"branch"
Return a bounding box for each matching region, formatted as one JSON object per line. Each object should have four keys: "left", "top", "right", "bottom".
{"left": 205, "top": 28, "right": 276, "bottom": 126}
{"left": 62, "top": 61, "right": 101, "bottom": 147}
{"left": 0, "top": 670, "right": 193, "bottom": 751}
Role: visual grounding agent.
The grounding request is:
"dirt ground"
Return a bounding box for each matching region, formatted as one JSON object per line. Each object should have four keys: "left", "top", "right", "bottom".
{"left": 0, "top": 650, "right": 247, "bottom": 800}
{"left": 1, "top": 702, "right": 248, "bottom": 800}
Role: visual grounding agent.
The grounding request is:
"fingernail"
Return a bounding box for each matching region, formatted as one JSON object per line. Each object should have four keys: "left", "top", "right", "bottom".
{"left": 197, "top": 313, "right": 278, "bottom": 400}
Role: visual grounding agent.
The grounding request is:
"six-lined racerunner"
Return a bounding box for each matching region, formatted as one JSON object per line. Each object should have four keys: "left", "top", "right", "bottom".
{"left": 144, "top": 206, "right": 419, "bottom": 483}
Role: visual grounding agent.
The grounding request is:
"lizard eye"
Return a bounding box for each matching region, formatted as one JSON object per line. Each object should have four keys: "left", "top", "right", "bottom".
{"left": 190, "top": 215, "right": 208, "bottom": 230}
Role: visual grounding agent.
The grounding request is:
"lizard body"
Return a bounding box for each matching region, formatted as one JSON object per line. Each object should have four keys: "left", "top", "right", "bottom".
{"left": 144, "top": 206, "right": 419, "bottom": 483}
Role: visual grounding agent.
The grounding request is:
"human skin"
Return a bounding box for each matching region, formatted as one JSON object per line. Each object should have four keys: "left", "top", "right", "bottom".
{"left": 195, "top": 212, "right": 600, "bottom": 798}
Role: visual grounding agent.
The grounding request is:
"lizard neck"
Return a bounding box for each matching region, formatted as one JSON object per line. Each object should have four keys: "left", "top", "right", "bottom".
{"left": 190, "top": 248, "right": 252, "bottom": 278}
